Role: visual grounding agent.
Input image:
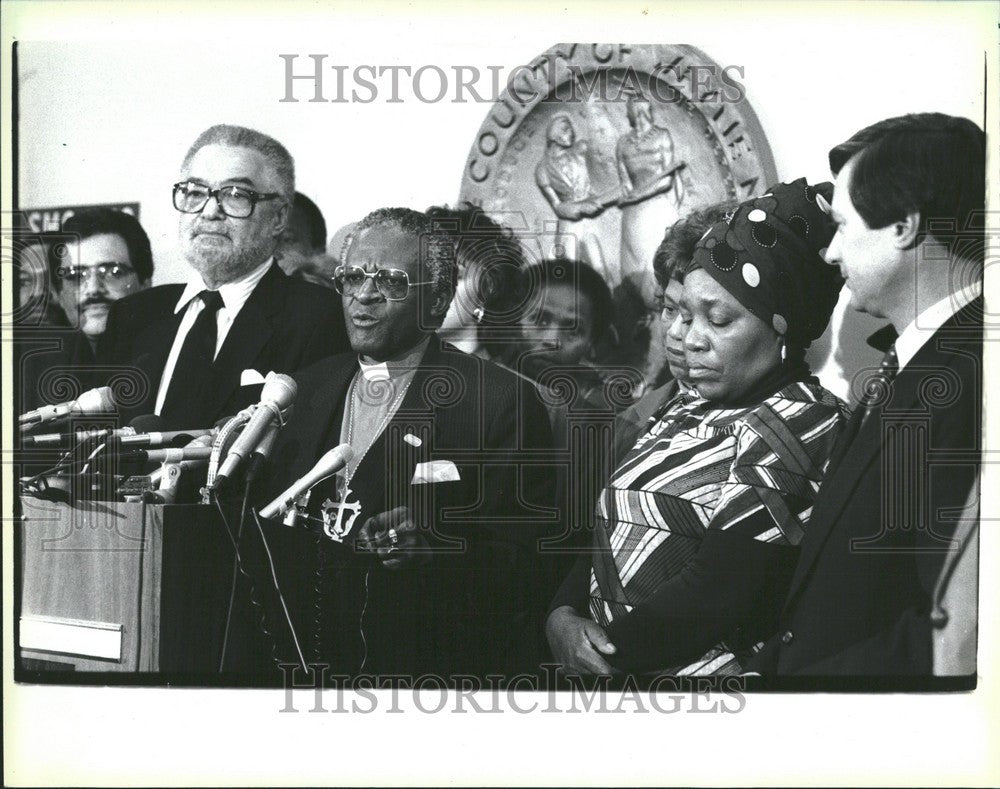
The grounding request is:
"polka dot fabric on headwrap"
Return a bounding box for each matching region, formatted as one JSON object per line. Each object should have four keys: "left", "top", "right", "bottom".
{"left": 691, "top": 178, "right": 844, "bottom": 349}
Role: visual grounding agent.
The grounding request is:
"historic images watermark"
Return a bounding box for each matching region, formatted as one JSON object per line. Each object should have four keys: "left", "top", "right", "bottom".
{"left": 278, "top": 53, "right": 747, "bottom": 105}
{"left": 278, "top": 664, "right": 749, "bottom": 714}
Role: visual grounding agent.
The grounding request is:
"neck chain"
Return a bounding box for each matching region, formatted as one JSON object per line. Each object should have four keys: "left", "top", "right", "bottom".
{"left": 341, "top": 369, "right": 412, "bottom": 491}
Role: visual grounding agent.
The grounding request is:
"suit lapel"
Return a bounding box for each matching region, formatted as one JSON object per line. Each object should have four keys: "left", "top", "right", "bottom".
{"left": 289, "top": 356, "right": 356, "bottom": 484}
{"left": 202, "top": 265, "right": 283, "bottom": 420}
{"left": 785, "top": 300, "right": 982, "bottom": 605}
{"left": 132, "top": 298, "right": 185, "bottom": 414}
{"left": 785, "top": 402, "right": 884, "bottom": 598}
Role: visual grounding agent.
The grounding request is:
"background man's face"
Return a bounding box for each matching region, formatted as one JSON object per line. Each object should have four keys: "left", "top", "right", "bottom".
{"left": 342, "top": 224, "right": 433, "bottom": 361}
{"left": 277, "top": 208, "right": 318, "bottom": 261}
{"left": 57, "top": 233, "right": 145, "bottom": 339}
{"left": 825, "top": 157, "right": 906, "bottom": 319}
{"left": 520, "top": 281, "right": 594, "bottom": 369}
{"left": 179, "top": 144, "right": 286, "bottom": 285}
{"left": 276, "top": 210, "right": 322, "bottom": 279}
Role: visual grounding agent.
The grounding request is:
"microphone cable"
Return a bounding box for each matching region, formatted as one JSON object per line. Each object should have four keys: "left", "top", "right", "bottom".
{"left": 217, "top": 479, "right": 253, "bottom": 672}
{"left": 212, "top": 491, "right": 307, "bottom": 674}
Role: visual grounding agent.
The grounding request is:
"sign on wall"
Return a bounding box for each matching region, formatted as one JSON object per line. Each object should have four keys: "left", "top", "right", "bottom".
{"left": 20, "top": 202, "right": 140, "bottom": 232}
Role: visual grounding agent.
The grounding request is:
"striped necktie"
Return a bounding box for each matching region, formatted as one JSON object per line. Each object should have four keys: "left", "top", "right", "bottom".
{"left": 826, "top": 344, "right": 899, "bottom": 474}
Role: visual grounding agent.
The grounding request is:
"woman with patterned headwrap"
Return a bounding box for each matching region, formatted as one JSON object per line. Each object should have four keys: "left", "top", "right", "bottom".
{"left": 546, "top": 178, "right": 850, "bottom": 676}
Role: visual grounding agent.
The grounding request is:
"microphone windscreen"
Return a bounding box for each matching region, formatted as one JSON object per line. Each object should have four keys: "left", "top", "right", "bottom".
{"left": 310, "top": 444, "right": 355, "bottom": 482}
{"left": 129, "top": 414, "right": 165, "bottom": 432}
{"left": 77, "top": 386, "right": 116, "bottom": 414}
{"left": 261, "top": 373, "right": 297, "bottom": 409}
{"left": 186, "top": 434, "right": 216, "bottom": 449}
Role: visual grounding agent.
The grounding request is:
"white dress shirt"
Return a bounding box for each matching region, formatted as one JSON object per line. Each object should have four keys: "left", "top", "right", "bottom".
{"left": 894, "top": 281, "right": 981, "bottom": 372}
{"left": 153, "top": 257, "right": 275, "bottom": 416}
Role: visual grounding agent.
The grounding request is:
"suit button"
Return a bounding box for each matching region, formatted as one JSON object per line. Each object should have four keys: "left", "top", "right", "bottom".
{"left": 781, "top": 630, "right": 794, "bottom": 645}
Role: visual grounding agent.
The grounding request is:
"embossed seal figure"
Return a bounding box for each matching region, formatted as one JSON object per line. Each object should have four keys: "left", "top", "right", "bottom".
{"left": 615, "top": 91, "right": 686, "bottom": 306}
{"left": 535, "top": 113, "right": 611, "bottom": 282}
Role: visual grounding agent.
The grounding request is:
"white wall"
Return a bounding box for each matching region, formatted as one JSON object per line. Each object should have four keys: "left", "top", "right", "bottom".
{"left": 14, "top": 2, "right": 992, "bottom": 400}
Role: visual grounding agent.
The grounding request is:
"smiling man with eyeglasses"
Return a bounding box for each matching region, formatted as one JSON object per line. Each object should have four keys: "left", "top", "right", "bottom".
{"left": 249, "top": 206, "right": 558, "bottom": 681}
{"left": 99, "top": 124, "right": 347, "bottom": 428}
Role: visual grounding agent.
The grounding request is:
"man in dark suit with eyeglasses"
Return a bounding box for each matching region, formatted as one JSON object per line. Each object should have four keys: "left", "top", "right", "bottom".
{"left": 19, "top": 208, "right": 153, "bottom": 412}
{"left": 99, "top": 124, "right": 347, "bottom": 429}
{"left": 246, "top": 207, "right": 557, "bottom": 681}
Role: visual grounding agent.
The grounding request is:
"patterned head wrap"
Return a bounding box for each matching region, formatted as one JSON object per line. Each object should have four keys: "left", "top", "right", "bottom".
{"left": 691, "top": 178, "right": 843, "bottom": 349}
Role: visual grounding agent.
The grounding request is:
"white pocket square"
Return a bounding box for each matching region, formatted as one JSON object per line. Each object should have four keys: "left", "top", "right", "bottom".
{"left": 411, "top": 460, "right": 461, "bottom": 485}
{"left": 240, "top": 369, "right": 267, "bottom": 386}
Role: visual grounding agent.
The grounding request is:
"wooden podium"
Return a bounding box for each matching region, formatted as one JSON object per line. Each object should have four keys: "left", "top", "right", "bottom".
{"left": 18, "top": 497, "right": 242, "bottom": 674}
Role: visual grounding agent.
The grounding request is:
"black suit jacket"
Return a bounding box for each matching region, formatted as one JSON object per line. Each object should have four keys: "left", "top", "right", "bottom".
{"left": 245, "top": 339, "right": 558, "bottom": 679}
{"left": 17, "top": 325, "right": 98, "bottom": 413}
{"left": 751, "top": 299, "right": 982, "bottom": 676}
{"left": 98, "top": 264, "right": 348, "bottom": 427}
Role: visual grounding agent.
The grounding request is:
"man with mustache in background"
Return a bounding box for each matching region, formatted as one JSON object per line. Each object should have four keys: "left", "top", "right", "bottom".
{"left": 100, "top": 124, "right": 347, "bottom": 428}
{"left": 19, "top": 209, "right": 152, "bottom": 411}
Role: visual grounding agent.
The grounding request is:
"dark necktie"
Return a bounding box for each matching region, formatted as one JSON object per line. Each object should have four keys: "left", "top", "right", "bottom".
{"left": 861, "top": 344, "right": 899, "bottom": 410}
{"left": 827, "top": 344, "right": 899, "bottom": 474}
{"left": 160, "top": 290, "right": 224, "bottom": 425}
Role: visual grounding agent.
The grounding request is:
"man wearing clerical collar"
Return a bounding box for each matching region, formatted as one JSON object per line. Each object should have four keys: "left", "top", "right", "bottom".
{"left": 254, "top": 207, "right": 557, "bottom": 680}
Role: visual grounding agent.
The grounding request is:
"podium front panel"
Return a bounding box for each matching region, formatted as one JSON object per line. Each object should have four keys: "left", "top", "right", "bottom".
{"left": 19, "top": 498, "right": 163, "bottom": 671}
{"left": 18, "top": 498, "right": 237, "bottom": 675}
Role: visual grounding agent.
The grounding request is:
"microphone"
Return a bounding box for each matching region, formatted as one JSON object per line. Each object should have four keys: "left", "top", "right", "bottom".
{"left": 244, "top": 413, "right": 285, "bottom": 484}
{"left": 259, "top": 444, "right": 354, "bottom": 521}
{"left": 118, "top": 445, "right": 215, "bottom": 464}
{"left": 212, "top": 374, "right": 297, "bottom": 488}
{"left": 117, "top": 413, "right": 217, "bottom": 448}
{"left": 25, "top": 425, "right": 214, "bottom": 447}
{"left": 142, "top": 434, "right": 216, "bottom": 504}
{"left": 19, "top": 386, "right": 116, "bottom": 427}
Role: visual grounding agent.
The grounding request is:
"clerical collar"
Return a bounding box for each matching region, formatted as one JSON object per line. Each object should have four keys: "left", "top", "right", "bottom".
{"left": 358, "top": 337, "right": 430, "bottom": 382}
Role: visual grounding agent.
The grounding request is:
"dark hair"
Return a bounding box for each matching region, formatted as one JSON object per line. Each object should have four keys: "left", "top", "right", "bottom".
{"left": 525, "top": 257, "right": 614, "bottom": 344}
{"left": 182, "top": 124, "right": 295, "bottom": 204}
{"left": 348, "top": 207, "right": 457, "bottom": 322}
{"left": 290, "top": 192, "right": 327, "bottom": 253}
{"left": 653, "top": 200, "right": 738, "bottom": 287}
{"left": 50, "top": 208, "right": 154, "bottom": 289}
{"left": 425, "top": 202, "right": 527, "bottom": 328}
{"left": 829, "top": 113, "right": 985, "bottom": 262}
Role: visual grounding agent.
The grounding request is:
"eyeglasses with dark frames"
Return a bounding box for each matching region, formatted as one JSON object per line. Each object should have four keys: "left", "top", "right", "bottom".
{"left": 172, "top": 181, "right": 281, "bottom": 219}
{"left": 333, "top": 265, "right": 434, "bottom": 302}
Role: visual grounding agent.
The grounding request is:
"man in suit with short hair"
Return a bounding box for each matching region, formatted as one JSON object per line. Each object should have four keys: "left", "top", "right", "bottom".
{"left": 751, "top": 113, "right": 984, "bottom": 676}
{"left": 251, "top": 207, "right": 556, "bottom": 680}
{"left": 100, "top": 124, "right": 347, "bottom": 428}
{"left": 20, "top": 209, "right": 153, "bottom": 412}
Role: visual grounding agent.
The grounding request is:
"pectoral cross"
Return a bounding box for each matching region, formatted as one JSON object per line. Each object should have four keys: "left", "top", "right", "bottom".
{"left": 320, "top": 488, "right": 362, "bottom": 543}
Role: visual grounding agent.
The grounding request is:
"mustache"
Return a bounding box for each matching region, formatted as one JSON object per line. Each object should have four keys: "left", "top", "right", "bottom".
{"left": 191, "top": 223, "right": 230, "bottom": 236}
{"left": 79, "top": 297, "right": 113, "bottom": 309}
